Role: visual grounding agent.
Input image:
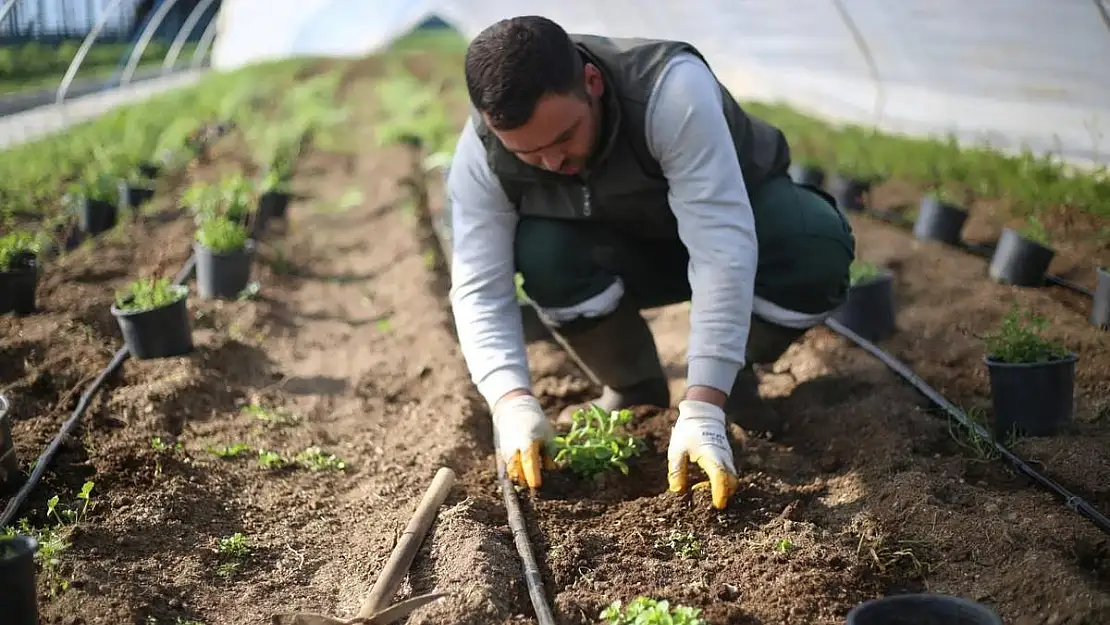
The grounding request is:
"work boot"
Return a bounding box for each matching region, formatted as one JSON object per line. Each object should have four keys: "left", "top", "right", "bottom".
{"left": 551, "top": 300, "right": 670, "bottom": 427}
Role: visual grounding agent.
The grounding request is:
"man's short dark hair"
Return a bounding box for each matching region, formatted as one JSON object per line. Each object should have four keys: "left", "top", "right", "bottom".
{"left": 464, "top": 16, "right": 586, "bottom": 130}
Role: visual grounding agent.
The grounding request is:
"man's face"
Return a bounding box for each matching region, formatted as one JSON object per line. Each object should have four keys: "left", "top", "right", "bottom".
{"left": 486, "top": 63, "right": 604, "bottom": 176}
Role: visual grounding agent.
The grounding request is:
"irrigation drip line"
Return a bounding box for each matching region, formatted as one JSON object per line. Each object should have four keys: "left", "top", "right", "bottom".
{"left": 823, "top": 317, "right": 1110, "bottom": 537}
{"left": 498, "top": 459, "right": 557, "bottom": 625}
{"left": 862, "top": 206, "right": 1095, "bottom": 298}
{"left": 2, "top": 197, "right": 263, "bottom": 530}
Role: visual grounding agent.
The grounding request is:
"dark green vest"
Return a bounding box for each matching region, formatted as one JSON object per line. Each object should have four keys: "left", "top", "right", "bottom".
{"left": 472, "top": 34, "right": 792, "bottom": 240}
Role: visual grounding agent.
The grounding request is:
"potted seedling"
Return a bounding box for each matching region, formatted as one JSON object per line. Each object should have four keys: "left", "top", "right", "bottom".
{"left": 847, "top": 594, "right": 1002, "bottom": 625}
{"left": 983, "top": 307, "right": 1077, "bottom": 438}
{"left": 194, "top": 215, "right": 255, "bottom": 300}
{"left": 117, "top": 167, "right": 156, "bottom": 214}
{"left": 788, "top": 156, "right": 826, "bottom": 189}
{"left": 829, "top": 260, "right": 897, "bottom": 342}
{"left": 913, "top": 186, "right": 970, "bottom": 245}
{"left": 1, "top": 393, "right": 24, "bottom": 495}
{"left": 0, "top": 534, "right": 40, "bottom": 625}
{"left": 67, "top": 171, "right": 119, "bottom": 235}
{"left": 1090, "top": 266, "right": 1110, "bottom": 330}
{"left": 110, "top": 276, "right": 194, "bottom": 359}
{"left": 988, "top": 215, "right": 1055, "bottom": 287}
{"left": 258, "top": 166, "right": 293, "bottom": 222}
{"left": 0, "top": 231, "right": 41, "bottom": 316}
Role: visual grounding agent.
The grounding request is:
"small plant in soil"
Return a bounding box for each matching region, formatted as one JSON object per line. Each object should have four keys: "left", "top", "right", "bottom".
{"left": 601, "top": 597, "right": 705, "bottom": 625}
{"left": 2, "top": 481, "right": 96, "bottom": 596}
{"left": 114, "top": 277, "right": 186, "bottom": 313}
{"left": 242, "top": 402, "right": 300, "bottom": 427}
{"left": 552, "top": 406, "right": 645, "bottom": 478}
{"left": 656, "top": 530, "right": 702, "bottom": 560}
{"left": 775, "top": 537, "right": 794, "bottom": 554}
{"left": 258, "top": 450, "right": 289, "bottom": 470}
{"left": 196, "top": 214, "right": 250, "bottom": 253}
{"left": 982, "top": 308, "right": 1069, "bottom": 364}
{"left": 208, "top": 443, "right": 252, "bottom": 458}
{"left": 295, "top": 447, "right": 347, "bottom": 472}
{"left": 215, "top": 532, "right": 251, "bottom": 578}
{"left": 849, "top": 260, "right": 884, "bottom": 286}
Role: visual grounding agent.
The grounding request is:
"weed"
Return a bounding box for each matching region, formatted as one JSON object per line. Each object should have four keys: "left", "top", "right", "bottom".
{"left": 774, "top": 537, "right": 794, "bottom": 553}
{"left": 215, "top": 532, "right": 251, "bottom": 578}
{"left": 601, "top": 597, "right": 704, "bottom": 625}
{"left": 0, "top": 230, "right": 40, "bottom": 271}
{"left": 552, "top": 405, "right": 645, "bottom": 478}
{"left": 295, "top": 447, "right": 347, "bottom": 472}
{"left": 849, "top": 260, "right": 884, "bottom": 286}
{"left": 114, "top": 277, "right": 187, "bottom": 313}
{"left": 1, "top": 481, "right": 96, "bottom": 595}
{"left": 196, "top": 215, "right": 250, "bottom": 253}
{"left": 983, "top": 307, "right": 1071, "bottom": 364}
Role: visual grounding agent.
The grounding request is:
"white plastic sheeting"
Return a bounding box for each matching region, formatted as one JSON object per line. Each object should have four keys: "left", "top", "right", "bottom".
{"left": 212, "top": 0, "right": 1110, "bottom": 167}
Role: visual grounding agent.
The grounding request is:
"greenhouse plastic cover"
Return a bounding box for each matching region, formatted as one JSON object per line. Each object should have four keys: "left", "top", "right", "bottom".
{"left": 212, "top": 0, "right": 1110, "bottom": 167}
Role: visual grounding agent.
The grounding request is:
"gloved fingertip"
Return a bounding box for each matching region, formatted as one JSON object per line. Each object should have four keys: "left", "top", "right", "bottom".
{"left": 522, "top": 442, "right": 543, "bottom": 489}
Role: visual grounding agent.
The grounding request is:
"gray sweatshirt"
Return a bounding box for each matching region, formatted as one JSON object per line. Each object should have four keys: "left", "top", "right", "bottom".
{"left": 446, "top": 53, "right": 759, "bottom": 409}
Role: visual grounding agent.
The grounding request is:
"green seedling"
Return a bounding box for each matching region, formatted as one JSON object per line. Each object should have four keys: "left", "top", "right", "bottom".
{"left": 775, "top": 538, "right": 794, "bottom": 553}
{"left": 2, "top": 481, "right": 96, "bottom": 596}
{"left": 849, "top": 260, "right": 884, "bottom": 286}
{"left": 114, "top": 277, "right": 186, "bottom": 313}
{"left": 242, "top": 402, "right": 300, "bottom": 427}
{"left": 208, "top": 443, "right": 252, "bottom": 458}
{"left": 375, "top": 317, "right": 393, "bottom": 332}
{"left": 983, "top": 307, "right": 1070, "bottom": 364}
{"left": 257, "top": 449, "right": 289, "bottom": 470}
{"left": 295, "top": 447, "right": 347, "bottom": 472}
{"left": 657, "top": 530, "right": 702, "bottom": 560}
{"left": 0, "top": 230, "right": 40, "bottom": 271}
{"left": 215, "top": 532, "right": 251, "bottom": 578}
{"left": 552, "top": 405, "right": 645, "bottom": 478}
{"left": 601, "top": 597, "right": 704, "bottom": 625}
{"left": 196, "top": 214, "right": 250, "bottom": 253}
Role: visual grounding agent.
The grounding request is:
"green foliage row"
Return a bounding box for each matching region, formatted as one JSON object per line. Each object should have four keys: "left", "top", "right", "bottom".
{"left": 0, "top": 41, "right": 196, "bottom": 87}
{"left": 743, "top": 101, "right": 1110, "bottom": 219}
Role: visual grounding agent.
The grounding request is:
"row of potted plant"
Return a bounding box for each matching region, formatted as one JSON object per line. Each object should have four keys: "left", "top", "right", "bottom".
{"left": 789, "top": 163, "right": 1110, "bottom": 330}
{"left": 833, "top": 259, "right": 1079, "bottom": 440}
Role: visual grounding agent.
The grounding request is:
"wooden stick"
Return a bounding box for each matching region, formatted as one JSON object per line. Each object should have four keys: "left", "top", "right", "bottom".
{"left": 356, "top": 466, "right": 457, "bottom": 618}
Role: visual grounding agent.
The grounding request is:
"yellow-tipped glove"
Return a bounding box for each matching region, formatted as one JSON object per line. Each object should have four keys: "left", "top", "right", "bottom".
{"left": 492, "top": 394, "right": 555, "bottom": 489}
{"left": 667, "top": 399, "right": 740, "bottom": 509}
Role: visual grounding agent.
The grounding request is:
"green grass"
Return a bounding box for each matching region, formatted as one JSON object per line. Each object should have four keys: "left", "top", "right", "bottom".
{"left": 0, "top": 41, "right": 198, "bottom": 96}
{"left": 743, "top": 101, "right": 1110, "bottom": 220}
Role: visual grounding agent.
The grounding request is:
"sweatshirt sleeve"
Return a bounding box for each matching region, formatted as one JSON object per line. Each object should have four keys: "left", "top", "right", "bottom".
{"left": 643, "top": 54, "right": 758, "bottom": 394}
{"left": 445, "top": 118, "right": 532, "bottom": 408}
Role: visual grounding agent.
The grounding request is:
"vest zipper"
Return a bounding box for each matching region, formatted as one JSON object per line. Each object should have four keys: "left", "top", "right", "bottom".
{"left": 581, "top": 184, "right": 592, "bottom": 217}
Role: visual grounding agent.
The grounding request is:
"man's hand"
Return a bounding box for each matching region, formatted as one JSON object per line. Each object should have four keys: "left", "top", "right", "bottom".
{"left": 667, "top": 399, "right": 740, "bottom": 509}
{"left": 492, "top": 394, "right": 555, "bottom": 489}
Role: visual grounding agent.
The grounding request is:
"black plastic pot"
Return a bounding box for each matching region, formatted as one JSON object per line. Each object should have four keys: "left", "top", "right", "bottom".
{"left": 0, "top": 534, "right": 39, "bottom": 625}
{"left": 1090, "top": 267, "right": 1110, "bottom": 330}
{"left": 846, "top": 594, "right": 1002, "bottom": 625}
{"left": 1, "top": 393, "right": 24, "bottom": 496}
{"left": 987, "top": 228, "right": 1055, "bottom": 287}
{"left": 77, "top": 197, "right": 117, "bottom": 235}
{"left": 137, "top": 161, "right": 161, "bottom": 179}
{"left": 830, "top": 270, "right": 897, "bottom": 342}
{"left": 829, "top": 175, "right": 871, "bottom": 213}
{"left": 985, "top": 352, "right": 1077, "bottom": 438}
{"left": 788, "top": 163, "right": 826, "bottom": 189}
{"left": 259, "top": 190, "right": 291, "bottom": 220}
{"left": 110, "top": 285, "right": 194, "bottom": 359}
{"left": 195, "top": 239, "right": 255, "bottom": 300}
{"left": 0, "top": 252, "right": 38, "bottom": 315}
{"left": 117, "top": 180, "right": 155, "bottom": 213}
{"left": 913, "top": 195, "right": 969, "bottom": 245}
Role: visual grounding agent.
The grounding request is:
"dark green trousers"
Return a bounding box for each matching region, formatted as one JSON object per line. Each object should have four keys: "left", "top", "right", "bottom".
{"left": 514, "top": 174, "right": 856, "bottom": 365}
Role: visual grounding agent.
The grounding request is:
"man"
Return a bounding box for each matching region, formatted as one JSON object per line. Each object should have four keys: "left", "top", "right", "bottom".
{"left": 446, "top": 16, "right": 855, "bottom": 509}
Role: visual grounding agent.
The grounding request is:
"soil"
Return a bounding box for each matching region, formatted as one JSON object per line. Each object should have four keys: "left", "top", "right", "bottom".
{"left": 0, "top": 48, "right": 1108, "bottom": 625}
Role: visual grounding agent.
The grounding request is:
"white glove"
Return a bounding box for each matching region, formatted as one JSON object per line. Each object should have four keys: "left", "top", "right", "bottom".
{"left": 667, "top": 399, "right": 740, "bottom": 509}
{"left": 492, "top": 394, "right": 555, "bottom": 489}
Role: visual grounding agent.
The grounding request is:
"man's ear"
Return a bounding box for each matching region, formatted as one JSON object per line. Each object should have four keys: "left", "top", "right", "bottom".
{"left": 583, "top": 63, "right": 604, "bottom": 98}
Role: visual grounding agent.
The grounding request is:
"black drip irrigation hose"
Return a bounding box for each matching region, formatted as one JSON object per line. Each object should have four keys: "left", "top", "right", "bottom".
{"left": 1, "top": 191, "right": 261, "bottom": 530}
{"left": 864, "top": 207, "right": 1095, "bottom": 298}
{"left": 823, "top": 316, "right": 1110, "bottom": 536}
